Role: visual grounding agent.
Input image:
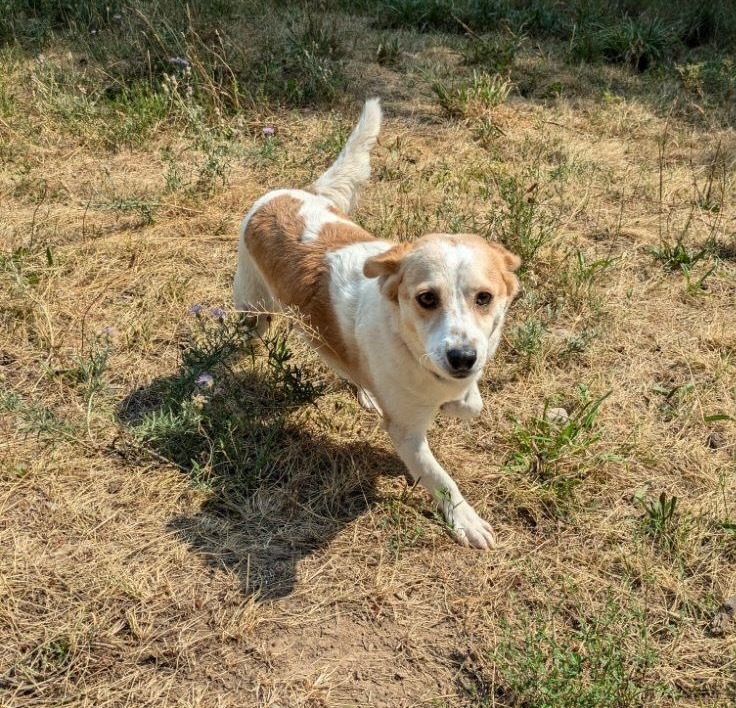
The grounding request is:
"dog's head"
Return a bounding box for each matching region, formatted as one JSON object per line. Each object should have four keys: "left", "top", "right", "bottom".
{"left": 364, "top": 234, "right": 520, "bottom": 381}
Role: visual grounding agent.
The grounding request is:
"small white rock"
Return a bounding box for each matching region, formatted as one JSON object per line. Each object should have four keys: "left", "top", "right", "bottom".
{"left": 546, "top": 407, "right": 569, "bottom": 424}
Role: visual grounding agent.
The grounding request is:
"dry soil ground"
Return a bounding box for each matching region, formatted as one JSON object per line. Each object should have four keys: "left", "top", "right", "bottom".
{"left": 1, "top": 3, "right": 735, "bottom": 706}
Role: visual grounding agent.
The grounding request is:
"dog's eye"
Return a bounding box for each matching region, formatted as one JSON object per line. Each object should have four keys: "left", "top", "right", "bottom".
{"left": 416, "top": 291, "right": 438, "bottom": 310}
{"left": 475, "top": 291, "right": 493, "bottom": 307}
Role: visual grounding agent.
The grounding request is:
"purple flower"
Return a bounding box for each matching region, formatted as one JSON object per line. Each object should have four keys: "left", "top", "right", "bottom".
{"left": 188, "top": 304, "right": 203, "bottom": 315}
{"left": 262, "top": 126, "right": 275, "bottom": 137}
{"left": 195, "top": 372, "right": 214, "bottom": 389}
{"left": 210, "top": 306, "right": 226, "bottom": 319}
{"left": 168, "top": 56, "right": 189, "bottom": 67}
{"left": 102, "top": 326, "right": 115, "bottom": 336}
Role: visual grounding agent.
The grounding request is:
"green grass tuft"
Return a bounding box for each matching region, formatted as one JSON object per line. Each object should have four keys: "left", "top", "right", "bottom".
{"left": 125, "top": 313, "right": 325, "bottom": 492}
{"left": 505, "top": 390, "right": 611, "bottom": 514}
{"left": 492, "top": 601, "right": 666, "bottom": 707}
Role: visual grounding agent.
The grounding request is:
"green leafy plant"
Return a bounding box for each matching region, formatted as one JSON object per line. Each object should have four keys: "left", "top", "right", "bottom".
{"left": 648, "top": 237, "right": 709, "bottom": 271}
{"left": 288, "top": 11, "right": 344, "bottom": 61}
{"left": 375, "top": 34, "right": 403, "bottom": 66}
{"left": 57, "top": 334, "right": 111, "bottom": 397}
{"left": 127, "top": 311, "right": 325, "bottom": 492}
{"left": 462, "top": 26, "right": 525, "bottom": 72}
{"left": 651, "top": 382, "right": 693, "bottom": 421}
{"left": 676, "top": 57, "right": 736, "bottom": 118}
{"left": 94, "top": 195, "right": 159, "bottom": 225}
{"left": 508, "top": 318, "right": 545, "bottom": 359}
{"left": 634, "top": 490, "right": 680, "bottom": 548}
{"left": 572, "top": 16, "right": 679, "bottom": 71}
{"left": 681, "top": 261, "right": 718, "bottom": 295}
{"left": 505, "top": 391, "right": 611, "bottom": 513}
{"left": 0, "top": 387, "right": 76, "bottom": 441}
{"left": 483, "top": 173, "right": 558, "bottom": 267}
{"left": 549, "top": 248, "right": 619, "bottom": 313}
{"left": 250, "top": 11, "right": 347, "bottom": 107}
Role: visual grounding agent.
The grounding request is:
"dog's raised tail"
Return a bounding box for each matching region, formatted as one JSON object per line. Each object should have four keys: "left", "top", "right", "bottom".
{"left": 311, "top": 98, "right": 382, "bottom": 214}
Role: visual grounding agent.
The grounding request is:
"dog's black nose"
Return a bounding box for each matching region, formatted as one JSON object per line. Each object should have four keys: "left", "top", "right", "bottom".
{"left": 447, "top": 348, "right": 477, "bottom": 372}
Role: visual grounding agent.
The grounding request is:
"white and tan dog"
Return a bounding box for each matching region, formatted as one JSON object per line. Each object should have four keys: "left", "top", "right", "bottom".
{"left": 234, "top": 99, "right": 520, "bottom": 549}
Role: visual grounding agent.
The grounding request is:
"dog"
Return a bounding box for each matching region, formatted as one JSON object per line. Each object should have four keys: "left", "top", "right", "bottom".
{"left": 233, "top": 99, "right": 520, "bottom": 549}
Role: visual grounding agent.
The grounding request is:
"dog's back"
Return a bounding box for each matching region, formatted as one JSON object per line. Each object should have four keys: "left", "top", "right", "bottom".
{"left": 233, "top": 100, "right": 386, "bottom": 372}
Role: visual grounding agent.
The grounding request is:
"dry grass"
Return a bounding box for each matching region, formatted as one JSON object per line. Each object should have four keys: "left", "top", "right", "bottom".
{"left": 1, "top": 2, "right": 736, "bottom": 706}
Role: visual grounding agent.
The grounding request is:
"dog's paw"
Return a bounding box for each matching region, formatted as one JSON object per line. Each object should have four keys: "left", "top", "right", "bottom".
{"left": 236, "top": 311, "right": 271, "bottom": 339}
{"left": 440, "top": 386, "right": 483, "bottom": 420}
{"left": 440, "top": 399, "right": 481, "bottom": 420}
{"left": 447, "top": 503, "right": 496, "bottom": 550}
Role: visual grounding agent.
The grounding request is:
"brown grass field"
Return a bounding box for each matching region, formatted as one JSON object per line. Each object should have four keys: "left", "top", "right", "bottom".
{"left": 1, "top": 2, "right": 735, "bottom": 706}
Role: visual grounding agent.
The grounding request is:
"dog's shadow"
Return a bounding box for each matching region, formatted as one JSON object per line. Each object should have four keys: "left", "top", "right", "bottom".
{"left": 118, "top": 354, "right": 403, "bottom": 600}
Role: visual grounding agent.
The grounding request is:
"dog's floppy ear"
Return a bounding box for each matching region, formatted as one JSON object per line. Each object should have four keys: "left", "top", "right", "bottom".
{"left": 487, "top": 242, "right": 521, "bottom": 272}
{"left": 487, "top": 242, "right": 522, "bottom": 300}
{"left": 363, "top": 243, "right": 411, "bottom": 277}
{"left": 364, "top": 243, "right": 411, "bottom": 301}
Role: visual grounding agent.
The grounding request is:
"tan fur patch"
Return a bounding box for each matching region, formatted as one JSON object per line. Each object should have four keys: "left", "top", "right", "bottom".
{"left": 362, "top": 242, "right": 411, "bottom": 300}
{"left": 244, "top": 195, "right": 375, "bottom": 373}
{"left": 484, "top": 239, "right": 521, "bottom": 298}
{"left": 365, "top": 233, "right": 521, "bottom": 302}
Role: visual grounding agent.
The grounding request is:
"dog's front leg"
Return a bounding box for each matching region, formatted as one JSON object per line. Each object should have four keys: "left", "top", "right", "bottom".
{"left": 386, "top": 421, "right": 496, "bottom": 549}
